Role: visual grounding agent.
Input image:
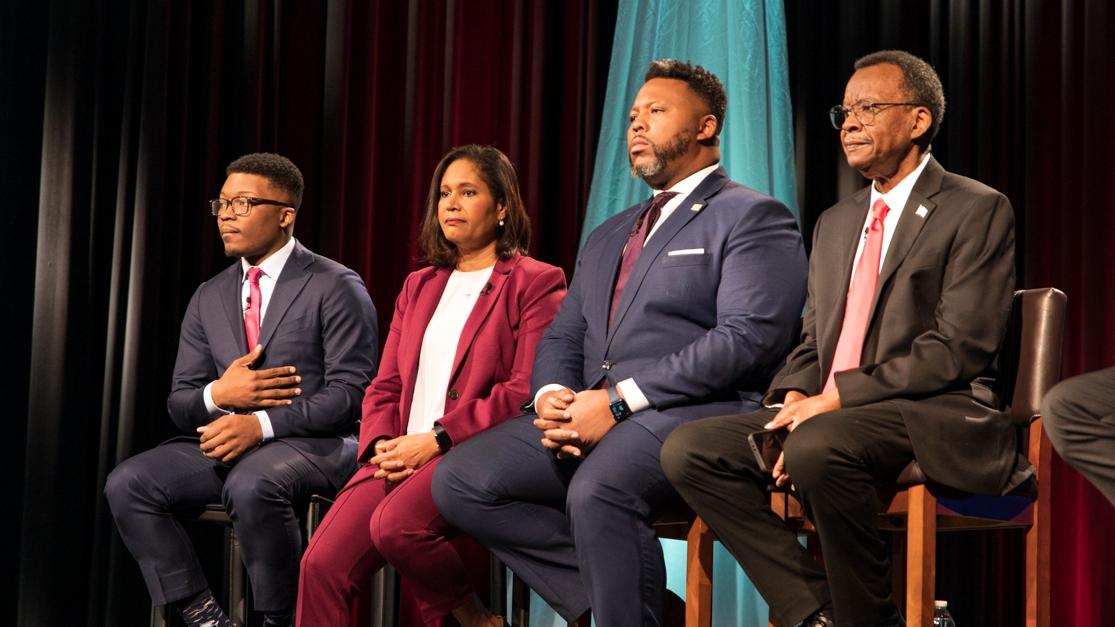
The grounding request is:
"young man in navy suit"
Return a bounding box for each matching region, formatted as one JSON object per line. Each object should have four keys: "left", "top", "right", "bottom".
{"left": 434, "top": 60, "right": 808, "bottom": 627}
{"left": 105, "top": 153, "right": 378, "bottom": 627}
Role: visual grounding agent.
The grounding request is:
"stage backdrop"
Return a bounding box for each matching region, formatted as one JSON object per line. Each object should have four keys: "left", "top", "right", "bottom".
{"left": 4, "top": 1, "right": 1115, "bottom": 626}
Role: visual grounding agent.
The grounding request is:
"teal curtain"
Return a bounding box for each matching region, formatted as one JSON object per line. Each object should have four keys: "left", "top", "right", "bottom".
{"left": 558, "top": 0, "right": 796, "bottom": 623}
{"left": 580, "top": 0, "right": 798, "bottom": 248}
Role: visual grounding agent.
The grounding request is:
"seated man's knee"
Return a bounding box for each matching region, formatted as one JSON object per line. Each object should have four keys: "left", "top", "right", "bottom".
{"left": 223, "top": 470, "right": 287, "bottom": 520}
{"left": 104, "top": 461, "right": 145, "bottom": 511}
{"left": 661, "top": 421, "right": 708, "bottom": 488}
{"left": 431, "top": 452, "right": 490, "bottom": 526}
{"left": 781, "top": 422, "right": 838, "bottom": 491}
{"left": 566, "top": 472, "right": 634, "bottom": 522}
{"left": 1040, "top": 377, "right": 1084, "bottom": 434}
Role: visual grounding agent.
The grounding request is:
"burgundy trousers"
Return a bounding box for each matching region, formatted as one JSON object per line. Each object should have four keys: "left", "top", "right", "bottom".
{"left": 297, "top": 456, "right": 477, "bottom": 625}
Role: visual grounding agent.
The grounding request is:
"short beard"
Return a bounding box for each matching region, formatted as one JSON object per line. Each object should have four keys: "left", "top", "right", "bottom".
{"left": 630, "top": 130, "right": 693, "bottom": 182}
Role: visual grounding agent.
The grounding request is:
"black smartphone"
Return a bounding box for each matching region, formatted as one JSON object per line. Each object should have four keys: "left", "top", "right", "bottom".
{"left": 747, "top": 428, "right": 789, "bottom": 474}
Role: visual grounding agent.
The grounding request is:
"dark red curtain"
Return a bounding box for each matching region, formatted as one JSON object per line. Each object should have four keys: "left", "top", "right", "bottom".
{"left": 786, "top": 1, "right": 1115, "bottom": 625}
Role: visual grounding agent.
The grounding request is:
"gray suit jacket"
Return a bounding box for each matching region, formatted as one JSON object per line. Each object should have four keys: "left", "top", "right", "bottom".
{"left": 533, "top": 167, "right": 808, "bottom": 438}
{"left": 167, "top": 240, "right": 379, "bottom": 489}
{"left": 769, "top": 156, "right": 1024, "bottom": 494}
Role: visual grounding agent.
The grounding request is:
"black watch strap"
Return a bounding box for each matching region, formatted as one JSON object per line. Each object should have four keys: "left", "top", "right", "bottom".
{"left": 432, "top": 423, "right": 453, "bottom": 452}
{"left": 606, "top": 386, "right": 632, "bottom": 422}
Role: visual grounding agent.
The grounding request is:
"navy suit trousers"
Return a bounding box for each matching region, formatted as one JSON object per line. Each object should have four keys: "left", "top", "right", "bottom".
{"left": 433, "top": 414, "right": 679, "bottom": 627}
{"left": 104, "top": 439, "right": 333, "bottom": 611}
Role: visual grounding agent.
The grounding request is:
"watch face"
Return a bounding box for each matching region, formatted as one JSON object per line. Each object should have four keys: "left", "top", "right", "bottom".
{"left": 610, "top": 399, "right": 631, "bottom": 421}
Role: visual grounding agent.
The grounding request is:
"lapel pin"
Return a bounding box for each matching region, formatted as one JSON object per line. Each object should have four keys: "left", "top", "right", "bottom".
{"left": 915, "top": 204, "right": 929, "bottom": 218}
{"left": 690, "top": 203, "right": 704, "bottom": 212}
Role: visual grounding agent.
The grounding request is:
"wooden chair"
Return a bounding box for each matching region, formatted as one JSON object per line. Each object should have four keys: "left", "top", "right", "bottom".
{"left": 769, "top": 287, "right": 1066, "bottom": 627}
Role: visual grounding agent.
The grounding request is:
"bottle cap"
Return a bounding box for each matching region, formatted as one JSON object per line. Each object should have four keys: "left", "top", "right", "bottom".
{"left": 934, "top": 600, "right": 948, "bottom": 608}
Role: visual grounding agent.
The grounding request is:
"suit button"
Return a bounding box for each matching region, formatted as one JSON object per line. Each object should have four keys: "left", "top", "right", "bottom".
{"left": 448, "top": 389, "right": 460, "bottom": 400}
{"left": 602, "top": 360, "right": 613, "bottom": 370}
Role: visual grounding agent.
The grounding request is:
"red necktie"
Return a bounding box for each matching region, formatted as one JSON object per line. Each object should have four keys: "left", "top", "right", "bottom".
{"left": 609, "top": 191, "right": 678, "bottom": 327}
{"left": 244, "top": 266, "right": 263, "bottom": 351}
{"left": 824, "top": 198, "right": 890, "bottom": 392}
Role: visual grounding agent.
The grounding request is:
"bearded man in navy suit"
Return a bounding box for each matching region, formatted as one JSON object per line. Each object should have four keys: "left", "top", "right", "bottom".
{"left": 433, "top": 60, "right": 808, "bottom": 627}
{"left": 105, "top": 153, "right": 378, "bottom": 627}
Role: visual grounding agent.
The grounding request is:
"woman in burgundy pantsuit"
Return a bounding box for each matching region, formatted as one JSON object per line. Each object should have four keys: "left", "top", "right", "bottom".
{"left": 297, "top": 145, "right": 566, "bottom": 626}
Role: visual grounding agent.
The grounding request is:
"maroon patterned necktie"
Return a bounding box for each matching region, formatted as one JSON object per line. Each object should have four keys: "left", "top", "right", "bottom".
{"left": 244, "top": 266, "right": 263, "bottom": 351}
{"left": 608, "top": 191, "right": 678, "bottom": 327}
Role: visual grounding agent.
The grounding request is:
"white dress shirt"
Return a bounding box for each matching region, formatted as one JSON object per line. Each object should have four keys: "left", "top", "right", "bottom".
{"left": 202, "top": 236, "right": 298, "bottom": 440}
{"left": 534, "top": 163, "right": 720, "bottom": 413}
{"left": 850, "top": 152, "right": 932, "bottom": 281}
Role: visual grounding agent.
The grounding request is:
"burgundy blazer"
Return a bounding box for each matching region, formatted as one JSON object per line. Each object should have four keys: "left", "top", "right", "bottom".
{"left": 356, "top": 254, "right": 566, "bottom": 462}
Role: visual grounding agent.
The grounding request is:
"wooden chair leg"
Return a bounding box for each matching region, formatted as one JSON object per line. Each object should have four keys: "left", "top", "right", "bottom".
{"left": 685, "top": 516, "right": 714, "bottom": 627}
{"left": 1026, "top": 423, "right": 1052, "bottom": 627}
{"left": 905, "top": 485, "right": 936, "bottom": 627}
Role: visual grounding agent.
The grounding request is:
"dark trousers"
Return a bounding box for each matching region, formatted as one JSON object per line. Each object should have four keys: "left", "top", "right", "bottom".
{"left": 432, "top": 414, "right": 679, "bottom": 627}
{"left": 1042, "top": 366, "right": 1115, "bottom": 506}
{"left": 104, "top": 439, "right": 332, "bottom": 612}
{"left": 661, "top": 404, "right": 914, "bottom": 627}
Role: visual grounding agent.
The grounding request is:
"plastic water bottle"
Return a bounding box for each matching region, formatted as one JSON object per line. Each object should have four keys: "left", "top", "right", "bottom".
{"left": 933, "top": 600, "right": 957, "bottom": 627}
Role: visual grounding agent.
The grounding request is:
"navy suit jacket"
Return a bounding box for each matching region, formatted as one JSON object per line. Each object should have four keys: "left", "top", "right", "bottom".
{"left": 532, "top": 167, "right": 808, "bottom": 438}
{"left": 166, "top": 240, "right": 379, "bottom": 489}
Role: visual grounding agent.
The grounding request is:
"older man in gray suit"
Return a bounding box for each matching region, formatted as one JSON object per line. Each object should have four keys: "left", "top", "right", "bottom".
{"left": 663, "top": 51, "right": 1027, "bottom": 627}
{"left": 105, "top": 153, "right": 378, "bottom": 627}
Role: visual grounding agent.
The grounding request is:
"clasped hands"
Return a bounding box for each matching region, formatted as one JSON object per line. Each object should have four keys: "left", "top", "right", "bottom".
{"left": 198, "top": 345, "right": 302, "bottom": 463}
{"left": 370, "top": 432, "right": 441, "bottom": 483}
{"left": 533, "top": 387, "right": 617, "bottom": 458}
{"left": 763, "top": 388, "right": 841, "bottom": 488}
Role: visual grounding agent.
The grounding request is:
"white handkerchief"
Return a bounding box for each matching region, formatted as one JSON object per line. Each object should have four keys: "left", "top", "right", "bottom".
{"left": 667, "top": 248, "right": 705, "bottom": 256}
{"left": 915, "top": 205, "right": 929, "bottom": 218}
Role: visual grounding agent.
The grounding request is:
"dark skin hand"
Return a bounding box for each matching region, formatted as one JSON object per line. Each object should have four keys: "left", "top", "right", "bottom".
{"left": 210, "top": 344, "right": 302, "bottom": 410}
{"left": 370, "top": 432, "right": 441, "bottom": 483}
{"left": 534, "top": 388, "right": 618, "bottom": 458}
{"left": 764, "top": 388, "right": 842, "bottom": 487}
{"left": 198, "top": 413, "right": 264, "bottom": 462}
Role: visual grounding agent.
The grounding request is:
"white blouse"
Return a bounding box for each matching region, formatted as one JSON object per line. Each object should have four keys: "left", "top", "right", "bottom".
{"left": 406, "top": 266, "right": 495, "bottom": 434}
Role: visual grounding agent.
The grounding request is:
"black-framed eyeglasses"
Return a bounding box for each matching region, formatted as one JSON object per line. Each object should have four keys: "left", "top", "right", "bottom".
{"left": 829, "top": 101, "right": 921, "bottom": 129}
{"left": 209, "top": 196, "right": 291, "bottom": 216}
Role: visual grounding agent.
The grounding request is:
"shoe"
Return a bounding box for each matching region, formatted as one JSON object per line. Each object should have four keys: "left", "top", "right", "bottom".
{"left": 802, "top": 609, "right": 836, "bottom": 626}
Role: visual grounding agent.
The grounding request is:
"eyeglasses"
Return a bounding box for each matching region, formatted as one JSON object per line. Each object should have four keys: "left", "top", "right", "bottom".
{"left": 829, "top": 101, "right": 920, "bottom": 129}
{"left": 209, "top": 196, "right": 291, "bottom": 216}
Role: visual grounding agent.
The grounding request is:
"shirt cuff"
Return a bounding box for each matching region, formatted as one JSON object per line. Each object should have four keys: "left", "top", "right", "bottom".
{"left": 533, "top": 383, "right": 572, "bottom": 410}
{"left": 254, "top": 410, "right": 275, "bottom": 441}
{"left": 203, "top": 382, "right": 233, "bottom": 418}
{"left": 616, "top": 378, "right": 650, "bottom": 413}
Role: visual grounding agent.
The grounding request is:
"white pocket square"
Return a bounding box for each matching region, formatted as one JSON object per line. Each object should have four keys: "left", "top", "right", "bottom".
{"left": 667, "top": 248, "right": 705, "bottom": 256}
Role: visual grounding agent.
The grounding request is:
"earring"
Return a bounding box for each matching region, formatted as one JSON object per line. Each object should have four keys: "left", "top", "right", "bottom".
{"left": 499, "top": 219, "right": 505, "bottom": 227}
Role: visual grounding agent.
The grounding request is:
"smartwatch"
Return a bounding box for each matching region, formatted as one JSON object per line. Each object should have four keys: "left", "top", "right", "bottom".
{"left": 432, "top": 423, "right": 453, "bottom": 453}
{"left": 606, "top": 386, "right": 633, "bottom": 422}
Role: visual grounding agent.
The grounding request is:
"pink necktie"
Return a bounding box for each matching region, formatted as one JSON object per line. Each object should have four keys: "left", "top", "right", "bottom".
{"left": 824, "top": 198, "right": 890, "bottom": 393}
{"left": 609, "top": 191, "right": 678, "bottom": 327}
{"left": 244, "top": 267, "right": 263, "bottom": 351}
